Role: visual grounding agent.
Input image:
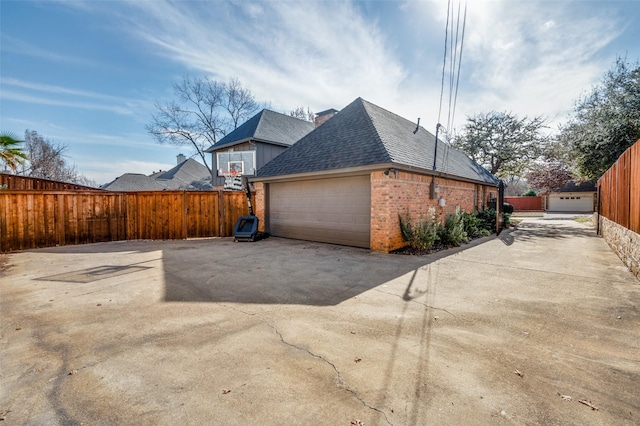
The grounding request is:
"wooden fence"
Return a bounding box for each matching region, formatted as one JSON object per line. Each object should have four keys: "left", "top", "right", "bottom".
{"left": 504, "top": 196, "right": 543, "bottom": 211}
{"left": 597, "top": 139, "right": 640, "bottom": 233}
{"left": 0, "top": 173, "right": 97, "bottom": 191}
{"left": 0, "top": 190, "right": 252, "bottom": 252}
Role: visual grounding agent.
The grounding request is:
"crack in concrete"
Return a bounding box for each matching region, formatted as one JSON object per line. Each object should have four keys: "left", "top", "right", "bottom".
{"left": 374, "top": 288, "right": 471, "bottom": 321}
{"left": 221, "top": 304, "right": 393, "bottom": 425}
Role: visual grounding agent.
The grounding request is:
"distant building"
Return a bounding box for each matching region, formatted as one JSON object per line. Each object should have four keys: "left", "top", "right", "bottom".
{"left": 101, "top": 155, "right": 212, "bottom": 191}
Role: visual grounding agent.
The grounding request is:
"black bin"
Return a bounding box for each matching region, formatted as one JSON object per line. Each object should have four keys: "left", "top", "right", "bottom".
{"left": 233, "top": 215, "right": 259, "bottom": 242}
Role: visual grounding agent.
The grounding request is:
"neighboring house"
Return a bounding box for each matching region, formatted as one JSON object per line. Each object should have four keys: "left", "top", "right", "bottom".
{"left": 102, "top": 155, "right": 212, "bottom": 191}
{"left": 253, "top": 97, "right": 499, "bottom": 252}
{"left": 204, "top": 109, "right": 315, "bottom": 188}
{"left": 546, "top": 181, "right": 596, "bottom": 212}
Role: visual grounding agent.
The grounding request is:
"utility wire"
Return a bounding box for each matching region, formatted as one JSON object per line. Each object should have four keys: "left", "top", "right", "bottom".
{"left": 451, "top": 2, "right": 468, "bottom": 136}
{"left": 437, "top": 0, "right": 452, "bottom": 126}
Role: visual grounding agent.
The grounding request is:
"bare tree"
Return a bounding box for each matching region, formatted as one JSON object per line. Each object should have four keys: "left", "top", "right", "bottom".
{"left": 225, "top": 77, "right": 259, "bottom": 129}
{"left": 20, "top": 130, "right": 78, "bottom": 182}
{"left": 147, "top": 76, "right": 259, "bottom": 175}
{"left": 289, "top": 106, "right": 315, "bottom": 122}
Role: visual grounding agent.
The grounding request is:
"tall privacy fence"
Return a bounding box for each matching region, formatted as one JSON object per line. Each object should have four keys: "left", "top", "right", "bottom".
{"left": 0, "top": 189, "right": 252, "bottom": 252}
{"left": 597, "top": 140, "right": 640, "bottom": 234}
{"left": 0, "top": 173, "right": 97, "bottom": 191}
{"left": 504, "top": 196, "right": 544, "bottom": 211}
{"left": 597, "top": 139, "right": 640, "bottom": 279}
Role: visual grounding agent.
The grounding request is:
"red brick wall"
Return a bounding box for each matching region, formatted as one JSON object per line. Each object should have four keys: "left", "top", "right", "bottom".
{"left": 253, "top": 181, "right": 266, "bottom": 232}
{"left": 254, "top": 172, "right": 496, "bottom": 252}
{"left": 370, "top": 171, "right": 496, "bottom": 252}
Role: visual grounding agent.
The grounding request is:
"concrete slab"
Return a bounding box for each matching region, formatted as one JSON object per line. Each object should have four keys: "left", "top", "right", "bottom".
{"left": 1, "top": 217, "right": 639, "bottom": 425}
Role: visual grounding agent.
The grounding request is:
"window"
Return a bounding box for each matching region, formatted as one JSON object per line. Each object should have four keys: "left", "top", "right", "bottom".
{"left": 576, "top": 197, "right": 581, "bottom": 199}
{"left": 216, "top": 151, "right": 256, "bottom": 176}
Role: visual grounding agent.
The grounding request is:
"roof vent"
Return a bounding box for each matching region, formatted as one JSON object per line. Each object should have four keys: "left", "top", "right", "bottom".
{"left": 177, "top": 154, "right": 186, "bottom": 165}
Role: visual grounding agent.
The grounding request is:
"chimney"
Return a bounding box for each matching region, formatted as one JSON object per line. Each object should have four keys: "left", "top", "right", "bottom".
{"left": 314, "top": 108, "right": 339, "bottom": 127}
{"left": 177, "top": 154, "right": 186, "bottom": 165}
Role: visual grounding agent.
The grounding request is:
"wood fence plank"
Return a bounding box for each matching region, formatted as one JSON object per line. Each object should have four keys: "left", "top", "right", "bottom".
{"left": 1, "top": 189, "right": 235, "bottom": 252}
{"left": 630, "top": 142, "right": 640, "bottom": 233}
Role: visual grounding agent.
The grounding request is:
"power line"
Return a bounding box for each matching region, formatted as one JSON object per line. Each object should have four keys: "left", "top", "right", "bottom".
{"left": 451, "top": 2, "right": 467, "bottom": 137}
{"left": 437, "top": 0, "right": 452, "bottom": 126}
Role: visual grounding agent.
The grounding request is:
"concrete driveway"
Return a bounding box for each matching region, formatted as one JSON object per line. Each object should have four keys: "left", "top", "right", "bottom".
{"left": 1, "top": 216, "right": 639, "bottom": 425}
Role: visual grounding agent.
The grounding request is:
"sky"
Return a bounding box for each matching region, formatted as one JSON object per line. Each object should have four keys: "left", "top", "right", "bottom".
{"left": 1, "top": 0, "right": 639, "bottom": 185}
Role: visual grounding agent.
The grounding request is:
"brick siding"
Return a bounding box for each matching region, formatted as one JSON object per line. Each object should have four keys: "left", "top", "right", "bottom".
{"left": 370, "top": 170, "right": 496, "bottom": 252}
{"left": 254, "top": 171, "right": 497, "bottom": 253}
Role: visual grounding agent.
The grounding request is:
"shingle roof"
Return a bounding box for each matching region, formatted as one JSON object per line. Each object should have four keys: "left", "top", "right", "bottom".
{"left": 204, "top": 109, "right": 315, "bottom": 152}
{"left": 101, "top": 173, "right": 166, "bottom": 191}
{"left": 154, "top": 158, "right": 212, "bottom": 190}
{"left": 257, "top": 97, "right": 499, "bottom": 185}
{"left": 557, "top": 180, "right": 596, "bottom": 192}
{"left": 102, "top": 159, "right": 212, "bottom": 191}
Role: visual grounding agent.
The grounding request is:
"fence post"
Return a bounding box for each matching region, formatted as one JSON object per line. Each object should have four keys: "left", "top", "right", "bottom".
{"left": 218, "top": 189, "right": 225, "bottom": 237}
{"left": 497, "top": 180, "right": 504, "bottom": 234}
{"left": 183, "top": 191, "right": 188, "bottom": 239}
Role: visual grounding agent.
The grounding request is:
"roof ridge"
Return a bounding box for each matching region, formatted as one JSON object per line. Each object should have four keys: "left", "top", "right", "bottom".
{"left": 358, "top": 99, "right": 395, "bottom": 163}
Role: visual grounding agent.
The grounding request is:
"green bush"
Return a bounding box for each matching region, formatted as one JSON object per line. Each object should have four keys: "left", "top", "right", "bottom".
{"left": 523, "top": 189, "right": 537, "bottom": 196}
{"left": 475, "top": 208, "right": 497, "bottom": 232}
{"left": 460, "top": 211, "right": 491, "bottom": 238}
{"left": 503, "top": 202, "right": 514, "bottom": 214}
{"left": 438, "top": 211, "right": 468, "bottom": 247}
{"left": 399, "top": 212, "right": 440, "bottom": 250}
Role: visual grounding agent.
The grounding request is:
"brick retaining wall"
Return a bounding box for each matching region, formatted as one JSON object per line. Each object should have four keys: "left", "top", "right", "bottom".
{"left": 598, "top": 214, "right": 640, "bottom": 280}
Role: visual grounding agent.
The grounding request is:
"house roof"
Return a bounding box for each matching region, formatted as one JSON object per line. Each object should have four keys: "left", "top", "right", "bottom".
{"left": 101, "top": 173, "right": 167, "bottom": 191}
{"left": 204, "top": 109, "right": 315, "bottom": 152}
{"left": 102, "top": 158, "right": 212, "bottom": 191}
{"left": 557, "top": 180, "right": 597, "bottom": 193}
{"left": 257, "top": 97, "right": 499, "bottom": 185}
{"left": 154, "top": 158, "right": 212, "bottom": 190}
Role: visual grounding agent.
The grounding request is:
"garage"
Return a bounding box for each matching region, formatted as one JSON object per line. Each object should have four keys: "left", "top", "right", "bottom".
{"left": 548, "top": 193, "right": 594, "bottom": 212}
{"left": 268, "top": 175, "right": 371, "bottom": 248}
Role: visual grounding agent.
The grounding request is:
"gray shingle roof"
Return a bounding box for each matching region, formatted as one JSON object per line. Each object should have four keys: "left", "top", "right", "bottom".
{"left": 257, "top": 98, "right": 499, "bottom": 185}
{"left": 205, "top": 109, "right": 314, "bottom": 152}
{"left": 101, "top": 173, "right": 166, "bottom": 191}
{"left": 102, "top": 159, "right": 212, "bottom": 191}
{"left": 154, "top": 158, "right": 212, "bottom": 190}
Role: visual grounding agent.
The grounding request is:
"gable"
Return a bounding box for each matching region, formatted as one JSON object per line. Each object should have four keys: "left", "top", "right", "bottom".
{"left": 258, "top": 98, "right": 498, "bottom": 186}
{"left": 205, "top": 109, "right": 314, "bottom": 153}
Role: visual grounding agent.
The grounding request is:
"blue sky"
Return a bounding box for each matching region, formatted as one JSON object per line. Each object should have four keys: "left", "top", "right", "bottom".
{"left": 1, "top": 0, "right": 639, "bottom": 185}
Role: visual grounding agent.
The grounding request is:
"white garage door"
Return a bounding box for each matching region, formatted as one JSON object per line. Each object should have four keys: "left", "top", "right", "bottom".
{"left": 268, "top": 175, "right": 371, "bottom": 248}
{"left": 548, "top": 194, "right": 594, "bottom": 212}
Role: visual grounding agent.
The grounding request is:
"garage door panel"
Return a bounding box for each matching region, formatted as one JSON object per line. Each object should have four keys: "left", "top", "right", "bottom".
{"left": 548, "top": 194, "right": 594, "bottom": 212}
{"left": 269, "top": 176, "right": 371, "bottom": 248}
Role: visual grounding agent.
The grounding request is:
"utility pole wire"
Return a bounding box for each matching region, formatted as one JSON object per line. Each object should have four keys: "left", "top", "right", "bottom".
{"left": 451, "top": 2, "right": 468, "bottom": 137}
{"left": 437, "top": 0, "right": 452, "bottom": 126}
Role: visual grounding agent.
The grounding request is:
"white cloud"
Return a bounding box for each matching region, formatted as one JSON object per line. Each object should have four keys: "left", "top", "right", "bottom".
{"left": 0, "top": 34, "right": 103, "bottom": 67}
{"left": 91, "top": 0, "right": 406, "bottom": 113}
{"left": 1, "top": 78, "right": 153, "bottom": 115}
{"left": 58, "top": 0, "right": 633, "bottom": 136}
{"left": 441, "top": 1, "right": 625, "bottom": 130}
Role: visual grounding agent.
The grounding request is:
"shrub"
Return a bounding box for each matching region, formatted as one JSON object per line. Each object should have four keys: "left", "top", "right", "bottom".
{"left": 438, "top": 211, "right": 468, "bottom": 247}
{"left": 476, "top": 208, "right": 497, "bottom": 232}
{"left": 523, "top": 189, "right": 537, "bottom": 196}
{"left": 399, "top": 211, "right": 440, "bottom": 251}
{"left": 503, "top": 202, "right": 514, "bottom": 214}
{"left": 460, "top": 211, "right": 490, "bottom": 238}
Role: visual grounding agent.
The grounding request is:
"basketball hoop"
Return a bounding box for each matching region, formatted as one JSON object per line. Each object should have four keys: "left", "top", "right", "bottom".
{"left": 221, "top": 169, "right": 243, "bottom": 190}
